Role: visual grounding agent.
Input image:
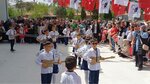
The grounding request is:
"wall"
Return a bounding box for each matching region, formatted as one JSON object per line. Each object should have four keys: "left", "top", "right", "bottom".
{"left": 0, "top": 0, "right": 8, "bottom": 21}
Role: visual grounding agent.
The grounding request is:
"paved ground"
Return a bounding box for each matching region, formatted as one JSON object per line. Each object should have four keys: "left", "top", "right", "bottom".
{"left": 0, "top": 43, "right": 150, "bottom": 84}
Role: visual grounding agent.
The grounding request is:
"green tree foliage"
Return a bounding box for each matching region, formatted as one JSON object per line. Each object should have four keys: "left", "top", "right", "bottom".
{"left": 92, "top": 9, "right": 98, "bottom": 20}
{"left": 56, "top": 7, "right": 67, "bottom": 18}
{"left": 8, "top": 6, "right": 21, "bottom": 18}
{"left": 30, "top": 3, "right": 49, "bottom": 18}
{"left": 81, "top": 8, "right": 86, "bottom": 20}
{"left": 49, "top": 3, "right": 58, "bottom": 15}
{"left": 67, "top": 8, "right": 75, "bottom": 19}
{"left": 102, "top": 10, "right": 114, "bottom": 20}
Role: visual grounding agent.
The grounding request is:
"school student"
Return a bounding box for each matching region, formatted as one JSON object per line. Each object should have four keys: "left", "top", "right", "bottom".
{"left": 76, "top": 39, "right": 91, "bottom": 84}
{"left": 72, "top": 34, "right": 85, "bottom": 66}
{"left": 35, "top": 41, "right": 54, "bottom": 84}
{"left": 49, "top": 26, "right": 59, "bottom": 49}
{"left": 6, "top": 24, "right": 17, "bottom": 52}
{"left": 60, "top": 56, "right": 81, "bottom": 84}
{"left": 36, "top": 29, "right": 52, "bottom": 50}
{"left": 83, "top": 38, "right": 106, "bottom": 84}
{"left": 51, "top": 48, "right": 62, "bottom": 84}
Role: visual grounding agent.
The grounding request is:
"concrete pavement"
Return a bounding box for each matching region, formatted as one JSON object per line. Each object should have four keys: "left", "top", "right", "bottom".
{"left": 0, "top": 43, "right": 150, "bottom": 84}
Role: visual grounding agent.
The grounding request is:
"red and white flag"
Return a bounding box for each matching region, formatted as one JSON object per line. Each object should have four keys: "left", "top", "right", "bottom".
{"left": 84, "top": 0, "right": 95, "bottom": 11}
{"left": 128, "top": 2, "right": 141, "bottom": 18}
{"left": 70, "top": 0, "right": 79, "bottom": 10}
{"left": 99, "top": 0, "right": 111, "bottom": 13}
{"left": 114, "top": 0, "right": 129, "bottom": 6}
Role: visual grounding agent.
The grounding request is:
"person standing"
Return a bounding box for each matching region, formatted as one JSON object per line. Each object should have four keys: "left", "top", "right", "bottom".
{"left": 83, "top": 38, "right": 107, "bottom": 84}
{"left": 63, "top": 25, "right": 71, "bottom": 45}
{"left": 6, "top": 24, "right": 17, "bottom": 52}
{"left": 49, "top": 26, "right": 59, "bottom": 49}
{"left": 36, "top": 29, "right": 52, "bottom": 50}
{"left": 92, "top": 21, "right": 101, "bottom": 43}
{"left": 35, "top": 41, "right": 54, "bottom": 84}
{"left": 72, "top": 34, "right": 85, "bottom": 66}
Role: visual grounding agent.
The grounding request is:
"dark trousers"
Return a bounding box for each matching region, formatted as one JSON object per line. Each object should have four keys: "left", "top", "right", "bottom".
{"left": 41, "top": 73, "right": 52, "bottom": 84}
{"left": 10, "top": 39, "right": 15, "bottom": 51}
{"left": 40, "top": 43, "right": 44, "bottom": 50}
{"left": 53, "top": 42, "right": 57, "bottom": 49}
{"left": 93, "top": 34, "right": 100, "bottom": 43}
{"left": 73, "top": 47, "right": 81, "bottom": 66}
{"left": 110, "top": 37, "right": 115, "bottom": 51}
{"left": 135, "top": 52, "right": 143, "bottom": 69}
{"left": 64, "top": 37, "right": 68, "bottom": 45}
{"left": 89, "top": 70, "right": 99, "bottom": 84}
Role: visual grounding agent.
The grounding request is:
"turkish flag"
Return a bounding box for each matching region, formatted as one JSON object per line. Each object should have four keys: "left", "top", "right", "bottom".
{"left": 144, "top": 14, "right": 150, "bottom": 21}
{"left": 112, "top": 0, "right": 126, "bottom": 16}
{"left": 81, "top": 0, "right": 87, "bottom": 8}
{"left": 139, "top": 0, "right": 150, "bottom": 9}
{"left": 95, "top": 0, "right": 99, "bottom": 10}
{"left": 143, "top": 8, "right": 150, "bottom": 20}
{"left": 84, "top": 0, "right": 95, "bottom": 11}
{"left": 58, "top": 0, "right": 70, "bottom": 7}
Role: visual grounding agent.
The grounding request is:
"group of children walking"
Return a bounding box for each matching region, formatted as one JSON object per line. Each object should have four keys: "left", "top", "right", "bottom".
{"left": 35, "top": 31, "right": 107, "bottom": 84}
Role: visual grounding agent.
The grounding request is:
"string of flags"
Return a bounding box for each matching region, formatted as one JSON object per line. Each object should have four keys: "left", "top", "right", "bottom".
{"left": 45, "top": 0, "right": 150, "bottom": 20}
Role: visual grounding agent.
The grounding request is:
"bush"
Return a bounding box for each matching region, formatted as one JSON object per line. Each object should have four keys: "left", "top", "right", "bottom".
{"left": 67, "top": 8, "right": 75, "bottom": 19}
{"left": 56, "top": 7, "right": 67, "bottom": 18}
{"left": 8, "top": 6, "right": 22, "bottom": 18}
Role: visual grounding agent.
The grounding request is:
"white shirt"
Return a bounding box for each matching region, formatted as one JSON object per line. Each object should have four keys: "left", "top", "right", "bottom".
{"left": 35, "top": 50, "right": 53, "bottom": 74}
{"left": 6, "top": 28, "right": 16, "bottom": 40}
{"left": 85, "top": 28, "right": 93, "bottom": 37}
{"left": 71, "top": 31, "right": 77, "bottom": 39}
{"left": 49, "top": 31, "right": 59, "bottom": 42}
{"left": 127, "top": 31, "right": 132, "bottom": 41}
{"left": 51, "top": 49, "right": 61, "bottom": 63}
{"left": 38, "top": 26, "right": 45, "bottom": 35}
{"left": 60, "top": 71, "right": 81, "bottom": 84}
{"left": 63, "top": 28, "right": 71, "bottom": 37}
{"left": 94, "top": 24, "right": 97, "bottom": 34}
{"left": 37, "top": 34, "right": 51, "bottom": 43}
{"left": 72, "top": 38, "right": 85, "bottom": 48}
{"left": 19, "top": 27, "right": 24, "bottom": 34}
{"left": 83, "top": 48, "right": 101, "bottom": 71}
{"left": 75, "top": 44, "right": 91, "bottom": 57}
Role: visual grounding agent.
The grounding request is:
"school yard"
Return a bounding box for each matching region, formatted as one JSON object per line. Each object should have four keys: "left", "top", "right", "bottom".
{"left": 0, "top": 43, "right": 150, "bottom": 84}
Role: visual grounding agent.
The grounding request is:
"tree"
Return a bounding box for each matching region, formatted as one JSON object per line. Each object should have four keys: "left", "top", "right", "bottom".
{"left": 8, "top": 6, "right": 21, "bottom": 18}
{"left": 56, "top": 7, "right": 67, "bottom": 18}
{"left": 30, "top": 3, "right": 49, "bottom": 18}
{"left": 92, "top": 9, "right": 98, "bottom": 20}
{"left": 81, "top": 8, "right": 86, "bottom": 20}
{"left": 67, "top": 8, "right": 75, "bottom": 19}
{"left": 102, "top": 10, "right": 114, "bottom": 20}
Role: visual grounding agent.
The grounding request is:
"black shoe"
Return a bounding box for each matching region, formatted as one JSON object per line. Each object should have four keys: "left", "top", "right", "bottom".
{"left": 10, "top": 49, "right": 16, "bottom": 52}
{"left": 138, "top": 68, "right": 142, "bottom": 71}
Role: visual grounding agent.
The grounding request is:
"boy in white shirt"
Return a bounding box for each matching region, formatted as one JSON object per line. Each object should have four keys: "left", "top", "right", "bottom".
{"left": 60, "top": 56, "right": 81, "bottom": 84}
{"left": 49, "top": 26, "right": 59, "bottom": 49}
{"left": 63, "top": 25, "right": 71, "bottom": 45}
{"left": 72, "top": 34, "right": 85, "bottom": 66}
{"left": 35, "top": 41, "right": 54, "bottom": 84}
{"left": 6, "top": 24, "right": 17, "bottom": 52}
{"left": 84, "top": 38, "right": 106, "bottom": 84}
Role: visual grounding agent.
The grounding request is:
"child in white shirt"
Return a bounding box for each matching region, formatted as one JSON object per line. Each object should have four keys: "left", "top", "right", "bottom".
{"left": 60, "top": 56, "right": 81, "bottom": 84}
